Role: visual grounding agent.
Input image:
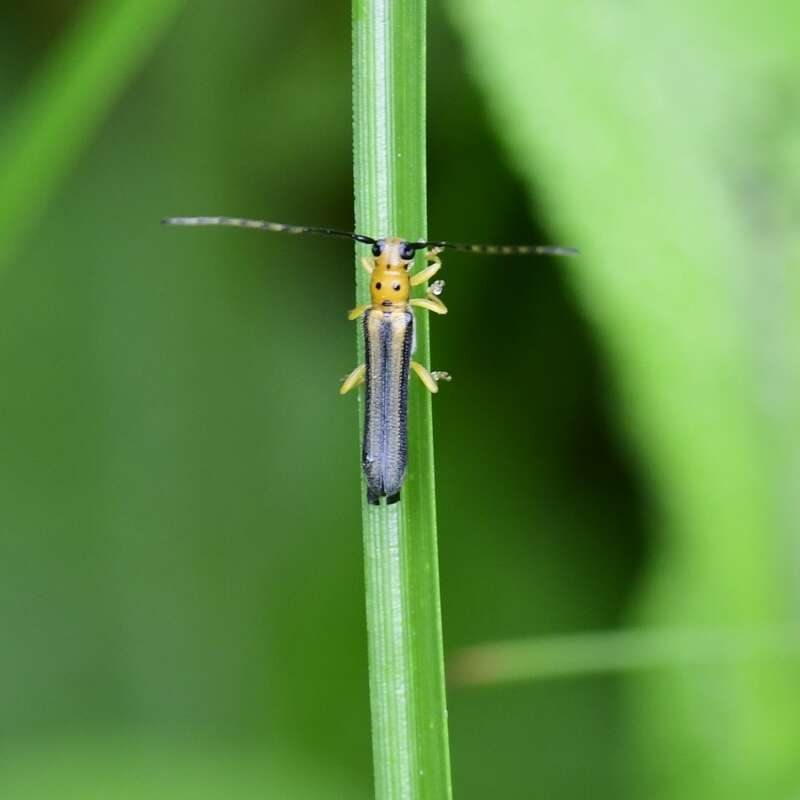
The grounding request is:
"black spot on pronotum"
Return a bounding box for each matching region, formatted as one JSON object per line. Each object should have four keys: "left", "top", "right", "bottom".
{"left": 392, "top": 283, "right": 401, "bottom": 291}
{"left": 375, "top": 282, "right": 382, "bottom": 290}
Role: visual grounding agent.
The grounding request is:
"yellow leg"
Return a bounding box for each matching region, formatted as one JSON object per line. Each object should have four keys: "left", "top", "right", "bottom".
{"left": 411, "top": 297, "right": 447, "bottom": 315}
{"left": 410, "top": 276, "right": 447, "bottom": 314}
{"left": 340, "top": 364, "right": 366, "bottom": 395}
{"left": 361, "top": 256, "right": 374, "bottom": 275}
{"left": 411, "top": 361, "right": 451, "bottom": 393}
{"left": 410, "top": 248, "right": 443, "bottom": 286}
{"left": 348, "top": 303, "right": 371, "bottom": 321}
{"left": 410, "top": 262, "right": 441, "bottom": 287}
{"left": 410, "top": 263, "right": 441, "bottom": 286}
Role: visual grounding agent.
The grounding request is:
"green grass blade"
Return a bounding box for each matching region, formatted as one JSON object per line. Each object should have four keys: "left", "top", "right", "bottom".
{"left": 448, "top": 1, "right": 800, "bottom": 795}
{"left": 449, "top": 627, "right": 800, "bottom": 688}
{"left": 0, "top": 0, "right": 185, "bottom": 272}
{"left": 352, "top": 1, "right": 452, "bottom": 797}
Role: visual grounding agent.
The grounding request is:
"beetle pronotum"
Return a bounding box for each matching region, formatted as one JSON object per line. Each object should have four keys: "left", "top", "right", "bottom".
{"left": 163, "top": 215, "right": 577, "bottom": 505}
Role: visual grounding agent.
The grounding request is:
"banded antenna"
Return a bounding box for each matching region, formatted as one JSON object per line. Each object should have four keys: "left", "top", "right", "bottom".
{"left": 409, "top": 240, "right": 578, "bottom": 257}
{"left": 162, "top": 216, "right": 377, "bottom": 245}
{"left": 162, "top": 216, "right": 578, "bottom": 256}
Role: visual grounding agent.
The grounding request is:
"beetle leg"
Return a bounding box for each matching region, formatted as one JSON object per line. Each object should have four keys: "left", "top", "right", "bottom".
{"left": 348, "top": 303, "right": 371, "bottom": 321}
{"left": 410, "top": 261, "right": 441, "bottom": 287}
{"left": 409, "top": 247, "right": 443, "bottom": 286}
{"left": 411, "top": 361, "right": 451, "bottom": 393}
{"left": 410, "top": 297, "right": 447, "bottom": 315}
{"left": 361, "top": 256, "right": 374, "bottom": 275}
{"left": 411, "top": 279, "right": 447, "bottom": 313}
{"left": 340, "top": 364, "right": 366, "bottom": 394}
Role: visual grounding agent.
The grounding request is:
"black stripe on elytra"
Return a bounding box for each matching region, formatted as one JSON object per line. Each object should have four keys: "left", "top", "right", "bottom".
{"left": 362, "top": 313, "right": 374, "bottom": 491}
{"left": 360, "top": 311, "right": 413, "bottom": 501}
{"left": 394, "top": 311, "right": 413, "bottom": 491}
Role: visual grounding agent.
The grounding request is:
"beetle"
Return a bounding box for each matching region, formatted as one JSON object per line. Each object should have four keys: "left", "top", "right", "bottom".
{"left": 163, "top": 215, "right": 576, "bottom": 504}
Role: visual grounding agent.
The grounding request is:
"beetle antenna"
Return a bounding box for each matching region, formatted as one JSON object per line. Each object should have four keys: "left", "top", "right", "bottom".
{"left": 412, "top": 239, "right": 578, "bottom": 257}
{"left": 162, "top": 216, "right": 377, "bottom": 245}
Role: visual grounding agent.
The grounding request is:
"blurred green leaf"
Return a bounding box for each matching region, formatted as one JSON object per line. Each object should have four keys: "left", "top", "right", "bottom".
{"left": 449, "top": 626, "right": 800, "bottom": 687}
{"left": 448, "top": 0, "right": 800, "bottom": 796}
{"left": 0, "top": 0, "right": 185, "bottom": 272}
{"left": 0, "top": 736, "right": 368, "bottom": 800}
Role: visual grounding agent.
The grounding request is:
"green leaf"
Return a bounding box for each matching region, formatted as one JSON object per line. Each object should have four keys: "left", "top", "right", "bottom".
{"left": 448, "top": 626, "right": 800, "bottom": 687}
{"left": 0, "top": 0, "right": 185, "bottom": 272}
{"left": 448, "top": 1, "right": 800, "bottom": 796}
{"left": 352, "top": 0, "right": 452, "bottom": 797}
{"left": 0, "top": 736, "right": 368, "bottom": 799}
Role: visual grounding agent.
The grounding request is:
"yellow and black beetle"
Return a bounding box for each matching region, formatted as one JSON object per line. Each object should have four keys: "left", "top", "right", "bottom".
{"left": 163, "top": 215, "right": 576, "bottom": 504}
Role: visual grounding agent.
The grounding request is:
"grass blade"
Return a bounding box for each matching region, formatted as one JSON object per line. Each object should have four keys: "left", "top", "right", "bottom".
{"left": 352, "top": 1, "right": 452, "bottom": 797}
{"left": 0, "top": 0, "right": 185, "bottom": 272}
{"left": 449, "top": 627, "right": 800, "bottom": 688}
{"left": 448, "top": 1, "right": 800, "bottom": 794}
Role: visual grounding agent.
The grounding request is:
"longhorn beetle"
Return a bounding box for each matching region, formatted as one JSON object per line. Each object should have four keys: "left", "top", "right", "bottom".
{"left": 163, "top": 215, "right": 577, "bottom": 505}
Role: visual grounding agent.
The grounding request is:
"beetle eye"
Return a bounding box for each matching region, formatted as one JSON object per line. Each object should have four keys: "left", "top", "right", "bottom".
{"left": 371, "top": 242, "right": 382, "bottom": 257}
{"left": 400, "top": 243, "right": 415, "bottom": 260}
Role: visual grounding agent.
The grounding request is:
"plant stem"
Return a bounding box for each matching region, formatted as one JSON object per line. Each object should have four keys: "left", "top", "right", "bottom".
{"left": 352, "top": 1, "right": 452, "bottom": 798}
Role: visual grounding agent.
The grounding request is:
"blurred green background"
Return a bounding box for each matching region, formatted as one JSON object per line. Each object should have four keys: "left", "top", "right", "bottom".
{"left": 1, "top": 1, "right": 798, "bottom": 798}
